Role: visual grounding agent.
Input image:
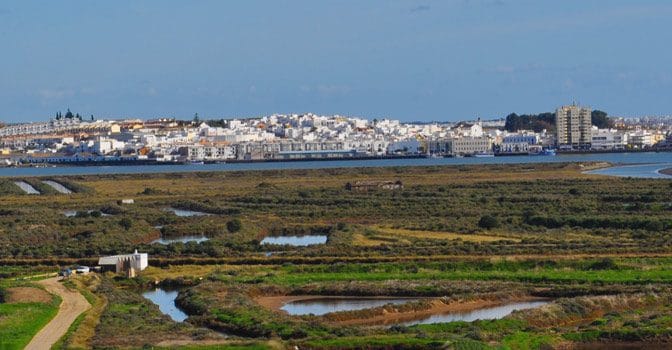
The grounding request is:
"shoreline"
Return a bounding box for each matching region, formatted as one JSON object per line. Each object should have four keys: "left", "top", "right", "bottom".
{"left": 2, "top": 149, "right": 671, "bottom": 168}
{"left": 658, "top": 168, "right": 672, "bottom": 176}
{"left": 3, "top": 154, "right": 425, "bottom": 168}
{"left": 0, "top": 152, "right": 670, "bottom": 179}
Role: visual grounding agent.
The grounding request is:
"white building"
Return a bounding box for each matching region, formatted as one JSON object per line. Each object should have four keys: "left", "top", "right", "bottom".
{"left": 184, "top": 144, "right": 235, "bottom": 161}
{"left": 628, "top": 130, "right": 654, "bottom": 148}
{"left": 591, "top": 128, "right": 628, "bottom": 150}
{"left": 98, "top": 250, "right": 148, "bottom": 277}
{"left": 387, "top": 139, "right": 421, "bottom": 154}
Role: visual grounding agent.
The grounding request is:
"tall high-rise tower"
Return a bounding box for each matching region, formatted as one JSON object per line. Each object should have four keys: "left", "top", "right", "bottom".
{"left": 555, "top": 104, "right": 592, "bottom": 149}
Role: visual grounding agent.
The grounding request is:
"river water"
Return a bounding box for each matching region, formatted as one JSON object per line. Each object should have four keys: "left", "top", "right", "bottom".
{"left": 1, "top": 152, "right": 671, "bottom": 177}
{"left": 585, "top": 163, "right": 672, "bottom": 178}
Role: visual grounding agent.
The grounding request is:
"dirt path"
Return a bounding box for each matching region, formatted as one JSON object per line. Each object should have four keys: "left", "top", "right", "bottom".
{"left": 25, "top": 277, "right": 91, "bottom": 350}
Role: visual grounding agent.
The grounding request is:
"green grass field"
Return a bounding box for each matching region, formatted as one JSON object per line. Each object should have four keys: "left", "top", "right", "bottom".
{"left": 0, "top": 299, "right": 60, "bottom": 350}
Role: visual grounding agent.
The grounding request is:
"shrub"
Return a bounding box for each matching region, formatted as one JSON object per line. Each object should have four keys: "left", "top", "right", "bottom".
{"left": 226, "top": 219, "right": 242, "bottom": 233}
{"left": 478, "top": 215, "right": 499, "bottom": 229}
{"left": 586, "top": 258, "right": 619, "bottom": 271}
{"left": 119, "top": 218, "right": 133, "bottom": 230}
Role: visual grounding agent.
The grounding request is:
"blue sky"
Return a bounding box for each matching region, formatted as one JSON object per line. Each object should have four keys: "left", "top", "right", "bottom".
{"left": 1, "top": 0, "right": 671, "bottom": 122}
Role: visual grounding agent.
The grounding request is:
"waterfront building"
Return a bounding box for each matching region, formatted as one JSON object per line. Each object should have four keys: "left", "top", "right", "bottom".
{"left": 499, "top": 132, "right": 540, "bottom": 154}
{"left": 628, "top": 130, "right": 654, "bottom": 148}
{"left": 556, "top": 104, "right": 592, "bottom": 150}
{"left": 591, "top": 128, "right": 628, "bottom": 150}
{"left": 429, "top": 137, "right": 492, "bottom": 156}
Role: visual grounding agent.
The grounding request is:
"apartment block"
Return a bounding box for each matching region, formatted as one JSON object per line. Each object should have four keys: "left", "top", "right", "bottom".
{"left": 556, "top": 105, "right": 592, "bottom": 149}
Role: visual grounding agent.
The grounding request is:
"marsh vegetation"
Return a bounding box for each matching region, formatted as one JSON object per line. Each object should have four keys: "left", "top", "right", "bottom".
{"left": 1, "top": 163, "right": 672, "bottom": 349}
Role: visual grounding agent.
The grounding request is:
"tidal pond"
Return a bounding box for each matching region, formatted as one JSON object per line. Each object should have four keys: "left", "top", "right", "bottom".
{"left": 260, "top": 235, "right": 327, "bottom": 246}
{"left": 281, "top": 297, "right": 421, "bottom": 316}
{"left": 142, "top": 287, "right": 188, "bottom": 322}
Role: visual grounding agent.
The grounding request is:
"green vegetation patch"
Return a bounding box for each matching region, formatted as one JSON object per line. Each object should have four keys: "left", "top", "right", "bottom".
{"left": 0, "top": 297, "right": 60, "bottom": 350}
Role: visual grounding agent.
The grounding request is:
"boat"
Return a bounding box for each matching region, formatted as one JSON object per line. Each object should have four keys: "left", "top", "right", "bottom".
{"left": 528, "top": 146, "right": 556, "bottom": 156}
{"left": 529, "top": 149, "right": 556, "bottom": 156}
{"left": 473, "top": 152, "right": 495, "bottom": 158}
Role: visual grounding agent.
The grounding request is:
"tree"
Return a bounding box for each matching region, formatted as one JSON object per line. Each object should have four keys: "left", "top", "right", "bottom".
{"left": 65, "top": 108, "right": 74, "bottom": 119}
{"left": 119, "top": 218, "right": 133, "bottom": 230}
{"left": 226, "top": 219, "right": 242, "bottom": 233}
{"left": 504, "top": 112, "right": 555, "bottom": 132}
{"left": 591, "top": 110, "right": 612, "bottom": 129}
{"left": 193, "top": 113, "right": 200, "bottom": 125}
{"left": 478, "top": 215, "right": 499, "bottom": 229}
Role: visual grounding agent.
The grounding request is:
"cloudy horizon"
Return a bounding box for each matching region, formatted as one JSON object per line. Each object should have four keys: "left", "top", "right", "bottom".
{"left": 2, "top": 0, "right": 672, "bottom": 123}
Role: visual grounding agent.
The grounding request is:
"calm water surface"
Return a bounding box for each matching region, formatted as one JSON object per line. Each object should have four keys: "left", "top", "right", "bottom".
{"left": 585, "top": 163, "right": 672, "bottom": 178}
{"left": 142, "top": 288, "right": 188, "bottom": 322}
{"left": 14, "top": 181, "right": 39, "bottom": 194}
{"left": 42, "top": 180, "right": 73, "bottom": 193}
{"left": 152, "top": 235, "right": 210, "bottom": 244}
{"left": 261, "top": 235, "right": 327, "bottom": 246}
{"left": 400, "top": 300, "right": 550, "bottom": 326}
{"left": 282, "top": 298, "right": 421, "bottom": 316}
{"left": 164, "top": 208, "right": 210, "bottom": 217}
{"left": 64, "top": 210, "right": 111, "bottom": 217}
{"left": 2, "top": 152, "right": 671, "bottom": 177}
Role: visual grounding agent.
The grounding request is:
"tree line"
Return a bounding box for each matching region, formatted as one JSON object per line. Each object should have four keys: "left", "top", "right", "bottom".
{"left": 504, "top": 110, "right": 612, "bottom": 132}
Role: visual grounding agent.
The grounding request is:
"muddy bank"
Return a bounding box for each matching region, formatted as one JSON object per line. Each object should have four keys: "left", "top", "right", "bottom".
{"left": 659, "top": 168, "right": 672, "bottom": 176}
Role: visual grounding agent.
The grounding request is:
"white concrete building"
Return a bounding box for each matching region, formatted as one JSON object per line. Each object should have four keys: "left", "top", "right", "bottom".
{"left": 98, "top": 250, "right": 148, "bottom": 277}
{"left": 591, "top": 128, "right": 628, "bottom": 150}
{"left": 628, "top": 130, "right": 654, "bottom": 148}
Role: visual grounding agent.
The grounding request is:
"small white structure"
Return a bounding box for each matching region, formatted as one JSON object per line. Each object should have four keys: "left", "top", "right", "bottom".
{"left": 98, "top": 250, "right": 148, "bottom": 277}
{"left": 120, "top": 199, "right": 135, "bottom": 204}
{"left": 75, "top": 266, "right": 90, "bottom": 274}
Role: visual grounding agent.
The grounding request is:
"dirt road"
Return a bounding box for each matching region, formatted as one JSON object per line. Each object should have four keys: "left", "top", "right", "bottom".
{"left": 25, "top": 277, "right": 91, "bottom": 350}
